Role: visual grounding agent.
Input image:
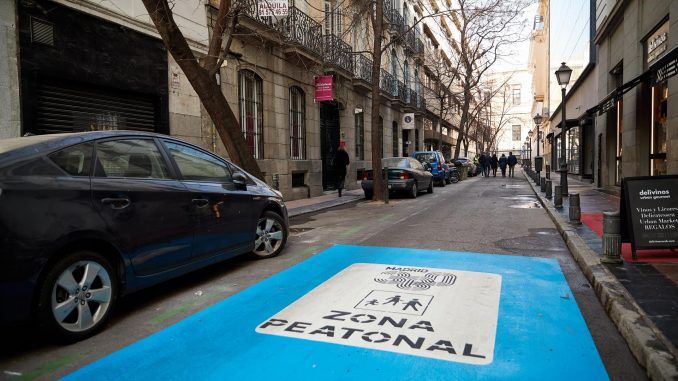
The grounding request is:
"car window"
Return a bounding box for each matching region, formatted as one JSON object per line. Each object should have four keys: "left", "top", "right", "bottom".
{"left": 163, "top": 141, "right": 232, "bottom": 183}
{"left": 382, "top": 158, "right": 410, "bottom": 168}
{"left": 49, "top": 142, "right": 93, "bottom": 176}
{"left": 95, "top": 139, "right": 170, "bottom": 179}
{"left": 409, "top": 158, "right": 424, "bottom": 170}
{"left": 413, "top": 152, "right": 436, "bottom": 163}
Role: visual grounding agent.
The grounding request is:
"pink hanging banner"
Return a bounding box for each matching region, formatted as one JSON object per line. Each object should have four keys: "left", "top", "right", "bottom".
{"left": 314, "top": 75, "right": 333, "bottom": 102}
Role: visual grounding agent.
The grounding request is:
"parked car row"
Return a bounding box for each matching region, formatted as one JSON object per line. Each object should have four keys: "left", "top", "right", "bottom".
{"left": 0, "top": 131, "right": 289, "bottom": 342}
{"left": 361, "top": 150, "right": 471, "bottom": 199}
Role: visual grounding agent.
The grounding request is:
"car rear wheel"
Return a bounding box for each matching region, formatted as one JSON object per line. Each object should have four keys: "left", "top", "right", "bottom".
{"left": 252, "top": 211, "right": 287, "bottom": 258}
{"left": 410, "top": 182, "right": 418, "bottom": 198}
{"left": 37, "top": 251, "right": 117, "bottom": 342}
{"left": 445, "top": 174, "right": 451, "bottom": 184}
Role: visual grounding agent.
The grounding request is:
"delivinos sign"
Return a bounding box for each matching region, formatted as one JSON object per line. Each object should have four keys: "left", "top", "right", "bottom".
{"left": 256, "top": 263, "right": 501, "bottom": 365}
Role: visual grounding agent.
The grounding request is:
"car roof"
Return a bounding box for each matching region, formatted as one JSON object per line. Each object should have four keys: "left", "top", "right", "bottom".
{"left": 0, "top": 130, "right": 170, "bottom": 166}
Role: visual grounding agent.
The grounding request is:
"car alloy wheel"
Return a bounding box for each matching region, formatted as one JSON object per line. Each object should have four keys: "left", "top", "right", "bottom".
{"left": 253, "top": 212, "right": 287, "bottom": 258}
{"left": 51, "top": 260, "right": 113, "bottom": 333}
{"left": 410, "top": 182, "right": 418, "bottom": 198}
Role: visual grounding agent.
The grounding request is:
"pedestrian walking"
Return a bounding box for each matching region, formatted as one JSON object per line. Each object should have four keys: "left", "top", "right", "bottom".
{"left": 334, "top": 141, "right": 350, "bottom": 197}
{"left": 478, "top": 153, "right": 487, "bottom": 177}
{"left": 499, "top": 154, "right": 508, "bottom": 177}
{"left": 483, "top": 153, "right": 490, "bottom": 177}
{"left": 507, "top": 151, "right": 517, "bottom": 177}
{"left": 491, "top": 154, "right": 498, "bottom": 177}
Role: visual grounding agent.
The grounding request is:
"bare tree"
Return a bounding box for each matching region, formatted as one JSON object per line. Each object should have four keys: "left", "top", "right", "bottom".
{"left": 447, "top": 0, "right": 529, "bottom": 159}
{"left": 142, "top": 0, "right": 264, "bottom": 179}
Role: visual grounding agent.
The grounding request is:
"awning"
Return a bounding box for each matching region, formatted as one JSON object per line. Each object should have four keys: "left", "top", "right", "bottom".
{"left": 589, "top": 46, "right": 678, "bottom": 115}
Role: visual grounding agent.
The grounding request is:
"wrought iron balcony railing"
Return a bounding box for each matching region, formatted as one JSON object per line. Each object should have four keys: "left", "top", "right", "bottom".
{"left": 397, "top": 81, "right": 406, "bottom": 102}
{"left": 237, "top": 0, "right": 275, "bottom": 28}
{"left": 385, "top": 9, "right": 405, "bottom": 35}
{"left": 403, "top": 29, "right": 417, "bottom": 53}
{"left": 279, "top": 6, "right": 323, "bottom": 57}
{"left": 354, "top": 55, "right": 373, "bottom": 83}
{"left": 323, "top": 34, "right": 354, "bottom": 72}
{"left": 380, "top": 69, "right": 397, "bottom": 97}
{"left": 417, "top": 93, "right": 426, "bottom": 110}
{"left": 415, "top": 37, "right": 424, "bottom": 55}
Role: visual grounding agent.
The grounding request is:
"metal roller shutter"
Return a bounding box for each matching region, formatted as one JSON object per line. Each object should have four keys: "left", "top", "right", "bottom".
{"left": 32, "top": 82, "right": 157, "bottom": 134}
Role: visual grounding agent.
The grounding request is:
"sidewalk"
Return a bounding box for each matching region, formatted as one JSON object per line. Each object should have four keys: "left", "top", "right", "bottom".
{"left": 285, "top": 187, "right": 364, "bottom": 218}
{"left": 525, "top": 169, "right": 678, "bottom": 380}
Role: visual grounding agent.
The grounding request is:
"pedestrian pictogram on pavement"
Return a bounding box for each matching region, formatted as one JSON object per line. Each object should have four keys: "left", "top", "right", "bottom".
{"left": 256, "top": 263, "right": 501, "bottom": 364}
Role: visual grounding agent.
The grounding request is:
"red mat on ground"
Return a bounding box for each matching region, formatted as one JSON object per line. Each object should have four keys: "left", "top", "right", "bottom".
{"left": 581, "top": 213, "right": 678, "bottom": 263}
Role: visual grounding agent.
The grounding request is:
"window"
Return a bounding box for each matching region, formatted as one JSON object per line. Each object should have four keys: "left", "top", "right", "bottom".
{"left": 392, "top": 121, "right": 399, "bottom": 156}
{"left": 404, "top": 60, "right": 410, "bottom": 102}
{"left": 512, "top": 86, "right": 521, "bottom": 105}
{"left": 50, "top": 143, "right": 93, "bottom": 176}
{"left": 95, "top": 139, "right": 169, "bottom": 179}
{"left": 289, "top": 86, "right": 306, "bottom": 160}
{"left": 292, "top": 172, "right": 305, "bottom": 187}
{"left": 163, "top": 141, "right": 232, "bottom": 183}
{"left": 324, "top": 0, "right": 342, "bottom": 35}
{"left": 239, "top": 70, "right": 264, "bottom": 159}
{"left": 512, "top": 125, "right": 521, "bottom": 141}
{"left": 355, "top": 111, "right": 364, "bottom": 160}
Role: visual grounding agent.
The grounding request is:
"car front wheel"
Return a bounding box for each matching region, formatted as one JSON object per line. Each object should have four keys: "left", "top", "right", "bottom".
{"left": 252, "top": 211, "right": 288, "bottom": 258}
{"left": 37, "top": 251, "right": 117, "bottom": 342}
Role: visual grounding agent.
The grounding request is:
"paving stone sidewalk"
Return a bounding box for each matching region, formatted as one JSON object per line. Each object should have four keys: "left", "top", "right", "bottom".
{"left": 285, "top": 188, "right": 363, "bottom": 217}
{"left": 525, "top": 169, "right": 678, "bottom": 380}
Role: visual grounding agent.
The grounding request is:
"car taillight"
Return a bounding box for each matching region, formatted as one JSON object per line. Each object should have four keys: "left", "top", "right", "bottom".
{"left": 437, "top": 163, "right": 442, "bottom": 170}
{"left": 399, "top": 171, "right": 409, "bottom": 179}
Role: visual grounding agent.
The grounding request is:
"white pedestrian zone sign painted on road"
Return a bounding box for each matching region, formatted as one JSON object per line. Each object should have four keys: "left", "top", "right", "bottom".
{"left": 256, "top": 263, "right": 502, "bottom": 364}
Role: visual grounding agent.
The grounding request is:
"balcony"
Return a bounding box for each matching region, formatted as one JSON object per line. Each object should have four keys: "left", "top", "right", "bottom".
{"left": 236, "top": 0, "right": 276, "bottom": 37}
{"left": 385, "top": 9, "right": 405, "bottom": 35}
{"left": 323, "top": 34, "right": 354, "bottom": 76}
{"left": 396, "top": 81, "right": 406, "bottom": 105}
{"left": 380, "top": 69, "right": 397, "bottom": 99}
{"left": 403, "top": 29, "right": 417, "bottom": 54}
{"left": 279, "top": 6, "right": 323, "bottom": 64}
{"left": 353, "top": 55, "right": 373, "bottom": 93}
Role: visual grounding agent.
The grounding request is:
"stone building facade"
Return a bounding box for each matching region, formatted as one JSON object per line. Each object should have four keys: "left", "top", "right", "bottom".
{"left": 0, "top": 0, "right": 469, "bottom": 200}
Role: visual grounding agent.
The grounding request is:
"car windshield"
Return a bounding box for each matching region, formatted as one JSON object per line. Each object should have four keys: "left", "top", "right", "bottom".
{"left": 413, "top": 153, "right": 436, "bottom": 163}
{"left": 382, "top": 158, "right": 410, "bottom": 168}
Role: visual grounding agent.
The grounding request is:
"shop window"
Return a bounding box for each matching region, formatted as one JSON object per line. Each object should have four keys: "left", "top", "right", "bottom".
{"left": 651, "top": 81, "right": 668, "bottom": 176}
{"left": 238, "top": 70, "right": 264, "bottom": 159}
{"left": 289, "top": 86, "right": 306, "bottom": 160}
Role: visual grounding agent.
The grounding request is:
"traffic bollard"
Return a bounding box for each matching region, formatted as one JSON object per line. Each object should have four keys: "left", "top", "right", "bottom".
{"left": 554, "top": 185, "right": 563, "bottom": 209}
{"left": 601, "top": 211, "right": 623, "bottom": 264}
{"left": 540, "top": 177, "right": 546, "bottom": 192}
{"left": 545, "top": 165, "right": 550, "bottom": 179}
{"left": 545, "top": 180, "right": 552, "bottom": 199}
{"left": 569, "top": 193, "right": 581, "bottom": 225}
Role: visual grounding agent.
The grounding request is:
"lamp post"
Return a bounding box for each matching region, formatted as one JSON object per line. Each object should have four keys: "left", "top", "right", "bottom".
{"left": 555, "top": 62, "right": 572, "bottom": 196}
{"left": 527, "top": 130, "right": 533, "bottom": 169}
{"left": 533, "top": 113, "right": 543, "bottom": 178}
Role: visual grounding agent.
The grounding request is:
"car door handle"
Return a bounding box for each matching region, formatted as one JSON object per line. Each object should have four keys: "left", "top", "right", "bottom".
{"left": 101, "top": 197, "right": 131, "bottom": 210}
{"left": 192, "top": 198, "right": 209, "bottom": 208}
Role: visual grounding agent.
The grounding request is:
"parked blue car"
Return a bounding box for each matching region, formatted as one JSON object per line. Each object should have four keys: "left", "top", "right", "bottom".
{"left": 413, "top": 151, "right": 450, "bottom": 186}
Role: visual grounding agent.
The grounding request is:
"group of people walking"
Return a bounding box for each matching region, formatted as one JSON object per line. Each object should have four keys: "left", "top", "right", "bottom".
{"left": 477, "top": 152, "right": 518, "bottom": 178}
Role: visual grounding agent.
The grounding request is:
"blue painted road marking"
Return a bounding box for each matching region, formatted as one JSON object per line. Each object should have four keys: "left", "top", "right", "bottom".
{"left": 65, "top": 245, "right": 608, "bottom": 380}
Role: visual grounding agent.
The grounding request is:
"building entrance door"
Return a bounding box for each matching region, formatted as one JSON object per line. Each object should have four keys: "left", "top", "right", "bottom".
{"left": 320, "top": 102, "right": 340, "bottom": 190}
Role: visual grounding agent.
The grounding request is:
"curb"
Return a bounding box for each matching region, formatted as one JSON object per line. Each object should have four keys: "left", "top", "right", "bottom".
{"left": 288, "top": 195, "right": 362, "bottom": 218}
{"left": 524, "top": 173, "right": 678, "bottom": 380}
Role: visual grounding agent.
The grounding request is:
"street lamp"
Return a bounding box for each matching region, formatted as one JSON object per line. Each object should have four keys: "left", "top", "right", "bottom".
{"left": 555, "top": 62, "right": 572, "bottom": 196}
{"left": 533, "top": 113, "right": 543, "bottom": 178}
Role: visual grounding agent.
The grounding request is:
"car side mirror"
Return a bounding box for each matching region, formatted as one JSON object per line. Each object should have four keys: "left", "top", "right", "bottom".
{"left": 232, "top": 172, "right": 248, "bottom": 190}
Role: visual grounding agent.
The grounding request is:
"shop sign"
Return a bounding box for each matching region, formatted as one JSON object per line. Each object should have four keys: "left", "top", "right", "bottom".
{"left": 258, "top": 0, "right": 288, "bottom": 17}
{"left": 257, "top": 263, "right": 502, "bottom": 365}
{"left": 620, "top": 175, "right": 678, "bottom": 258}
{"left": 646, "top": 21, "right": 669, "bottom": 67}
{"left": 402, "top": 113, "right": 415, "bottom": 129}
{"left": 314, "top": 75, "right": 333, "bottom": 102}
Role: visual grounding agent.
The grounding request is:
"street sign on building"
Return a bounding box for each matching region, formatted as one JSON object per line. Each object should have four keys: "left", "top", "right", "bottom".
{"left": 402, "top": 113, "right": 415, "bottom": 129}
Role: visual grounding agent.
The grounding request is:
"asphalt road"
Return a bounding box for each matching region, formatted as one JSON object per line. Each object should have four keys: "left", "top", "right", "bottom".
{"left": 0, "top": 170, "right": 646, "bottom": 380}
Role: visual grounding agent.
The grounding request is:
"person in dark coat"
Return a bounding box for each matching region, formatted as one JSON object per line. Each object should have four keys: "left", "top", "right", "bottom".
{"left": 334, "top": 141, "right": 350, "bottom": 197}
{"left": 478, "top": 153, "right": 487, "bottom": 177}
{"left": 499, "top": 154, "right": 508, "bottom": 177}
{"left": 491, "top": 154, "right": 498, "bottom": 177}
{"left": 507, "top": 151, "right": 518, "bottom": 177}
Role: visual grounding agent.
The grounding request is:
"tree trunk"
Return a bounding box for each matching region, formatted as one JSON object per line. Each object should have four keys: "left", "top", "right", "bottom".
{"left": 438, "top": 97, "right": 443, "bottom": 156}
{"left": 370, "top": 0, "right": 385, "bottom": 201}
{"left": 142, "top": 0, "right": 263, "bottom": 180}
